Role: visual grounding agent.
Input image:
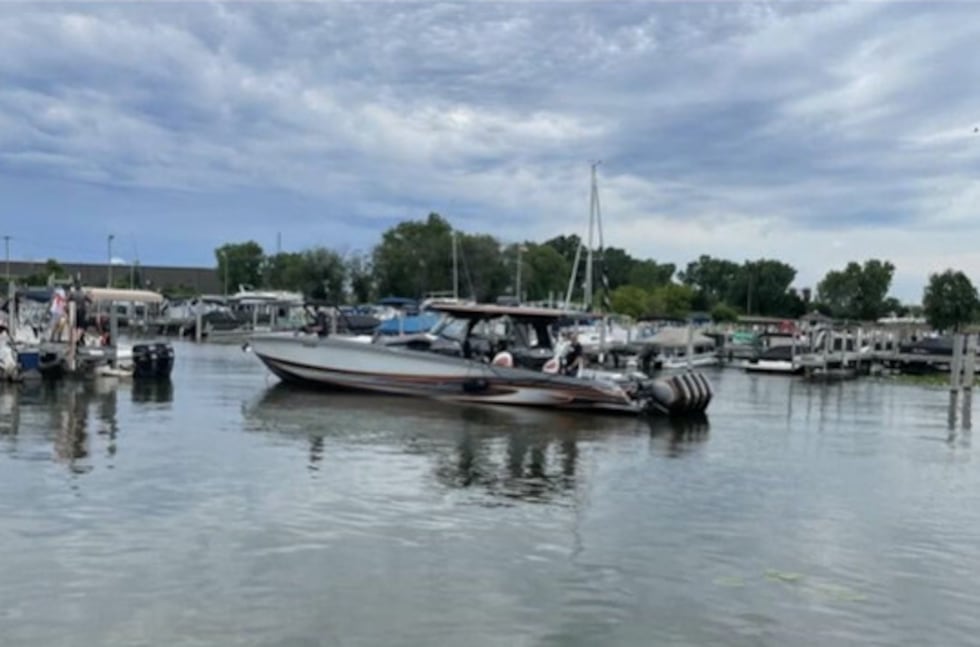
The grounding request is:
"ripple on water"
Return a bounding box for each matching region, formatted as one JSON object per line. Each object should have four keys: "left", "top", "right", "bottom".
{"left": 3, "top": 349, "right": 980, "bottom": 645}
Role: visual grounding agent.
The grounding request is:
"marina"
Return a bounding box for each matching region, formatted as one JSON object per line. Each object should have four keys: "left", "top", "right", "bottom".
{"left": 2, "top": 342, "right": 979, "bottom": 645}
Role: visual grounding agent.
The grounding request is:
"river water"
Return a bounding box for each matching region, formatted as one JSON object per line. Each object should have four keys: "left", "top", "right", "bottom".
{"left": 1, "top": 342, "right": 978, "bottom": 646}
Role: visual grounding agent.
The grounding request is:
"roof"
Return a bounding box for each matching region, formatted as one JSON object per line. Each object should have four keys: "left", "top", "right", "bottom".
{"left": 648, "top": 326, "right": 716, "bottom": 348}
{"left": 428, "top": 302, "right": 581, "bottom": 320}
{"left": 86, "top": 287, "right": 164, "bottom": 304}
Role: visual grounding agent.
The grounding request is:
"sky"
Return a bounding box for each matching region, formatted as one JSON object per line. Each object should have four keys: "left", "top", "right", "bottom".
{"left": 1, "top": 1, "right": 979, "bottom": 302}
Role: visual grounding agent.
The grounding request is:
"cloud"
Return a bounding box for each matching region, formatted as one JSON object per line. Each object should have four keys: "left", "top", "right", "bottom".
{"left": 0, "top": 2, "right": 979, "bottom": 300}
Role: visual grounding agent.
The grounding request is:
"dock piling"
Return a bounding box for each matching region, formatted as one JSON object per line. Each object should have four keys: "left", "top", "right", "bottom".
{"left": 962, "top": 334, "right": 976, "bottom": 429}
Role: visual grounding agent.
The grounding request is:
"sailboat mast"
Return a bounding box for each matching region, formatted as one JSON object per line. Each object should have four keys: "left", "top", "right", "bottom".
{"left": 451, "top": 230, "right": 459, "bottom": 301}
{"left": 584, "top": 162, "right": 600, "bottom": 311}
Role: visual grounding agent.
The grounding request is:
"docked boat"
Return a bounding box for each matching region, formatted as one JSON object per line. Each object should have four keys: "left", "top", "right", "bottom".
{"left": 745, "top": 345, "right": 803, "bottom": 375}
{"left": 645, "top": 326, "right": 719, "bottom": 370}
{"left": 250, "top": 303, "right": 712, "bottom": 416}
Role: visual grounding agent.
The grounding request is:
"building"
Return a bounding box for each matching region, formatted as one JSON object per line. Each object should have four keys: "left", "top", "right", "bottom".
{"left": 3, "top": 260, "right": 222, "bottom": 294}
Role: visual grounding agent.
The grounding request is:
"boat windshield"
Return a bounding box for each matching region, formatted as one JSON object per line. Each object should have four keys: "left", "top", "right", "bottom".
{"left": 431, "top": 317, "right": 468, "bottom": 341}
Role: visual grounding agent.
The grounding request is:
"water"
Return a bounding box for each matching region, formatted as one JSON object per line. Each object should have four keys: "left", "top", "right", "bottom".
{"left": 1, "top": 343, "right": 978, "bottom": 646}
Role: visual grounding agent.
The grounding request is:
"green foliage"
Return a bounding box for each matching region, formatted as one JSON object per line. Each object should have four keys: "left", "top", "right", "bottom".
{"left": 817, "top": 259, "right": 895, "bottom": 320}
{"left": 610, "top": 285, "right": 650, "bottom": 319}
{"left": 265, "top": 252, "right": 306, "bottom": 291}
{"left": 298, "top": 247, "right": 346, "bottom": 302}
{"left": 679, "top": 255, "right": 740, "bottom": 307}
{"left": 923, "top": 270, "right": 979, "bottom": 332}
{"left": 542, "top": 234, "right": 582, "bottom": 267}
{"left": 462, "top": 234, "right": 509, "bottom": 301}
{"left": 521, "top": 244, "right": 570, "bottom": 302}
{"left": 372, "top": 213, "right": 454, "bottom": 298}
{"left": 648, "top": 283, "right": 695, "bottom": 319}
{"left": 629, "top": 259, "right": 676, "bottom": 291}
{"left": 600, "top": 247, "right": 635, "bottom": 290}
{"left": 20, "top": 258, "right": 67, "bottom": 286}
{"left": 731, "top": 259, "right": 798, "bottom": 316}
{"left": 711, "top": 303, "right": 739, "bottom": 323}
{"left": 215, "top": 241, "right": 265, "bottom": 293}
{"left": 346, "top": 253, "right": 375, "bottom": 304}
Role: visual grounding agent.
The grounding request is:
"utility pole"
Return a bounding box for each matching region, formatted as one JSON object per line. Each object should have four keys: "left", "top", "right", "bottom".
{"left": 515, "top": 244, "right": 525, "bottom": 303}
{"left": 107, "top": 234, "right": 115, "bottom": 287}
{"left": 3, "top": 235, "right": 10, "bottom": 286}
{"left": 451, "top": 230, "right": 459, "bottom": 301}
{"left": 220, "top": 250, "right": 229, "bottom": 296}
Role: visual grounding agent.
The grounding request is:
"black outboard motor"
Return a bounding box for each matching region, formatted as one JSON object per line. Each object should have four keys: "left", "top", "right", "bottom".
{"left": 132, "top": 343, "right": 175, "bottom": 379}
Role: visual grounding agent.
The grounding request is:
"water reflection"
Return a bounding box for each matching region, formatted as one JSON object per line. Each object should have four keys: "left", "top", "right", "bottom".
{"left": 247, "top": 384, "right": 710, "bottom": 503}
{"left": 132, "top": 378, "right": 174, "bottom": 403}
{"left": 0, "top": 378, "right": 173, "bottom": 473}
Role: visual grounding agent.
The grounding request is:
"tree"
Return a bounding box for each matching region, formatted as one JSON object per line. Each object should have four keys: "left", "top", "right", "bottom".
{"left": 521, "top": 244, "right": 570, "bottom": 303}
{"left": 462, "top": 235, "right": 509, "bottom": 302}
{"left": 265, "top": 252, "right": 306, "bottom": 291}
{"left": 216, "top": 241, "right": 265, "bottom": 293}
{"left": 817, "top": 259, "right": 895, "bottom": 320}
{"left": 346, "top": 253, "right": 375, "bottom": 304}
{"left": 21, "top": 258, "right": 66, "bottom": 286}
{"left": 610, "top": 285, "right": 650, "bottom": 319}
{"left": 372, "top": 213, "right": 454, "bottom": 298}
{"left": 629, "top": 259, "right": 676, "bottom": 291}
{"left": 923, "top": 270, "right": 979, "bottom": 332}
{"left": 599, "top": 247, "right": 635, "bottom": 290}
{"left": 678, "top": 255, "right": 740, "bottom": 308}
{"left": 542, "top": 234, "right": 582, "bottom": 267}
{"left": 298, "top": 247, "right": 346, "bottom": 302}
{"left": 729, "top": 259, "right": 797, "bottom": 316}
{"left": 711, "top": 303, "right": 739, "bottom": 323}
{"left": 648, "top": 283, "right": 694, "bottom": 319}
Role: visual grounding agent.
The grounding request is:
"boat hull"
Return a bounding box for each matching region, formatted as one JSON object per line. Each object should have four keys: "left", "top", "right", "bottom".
{"left": 745, "top": 360, "right": 803, "bottom": 375}
{"left": 250, "top": 333, "right": 709, "bottom": 415}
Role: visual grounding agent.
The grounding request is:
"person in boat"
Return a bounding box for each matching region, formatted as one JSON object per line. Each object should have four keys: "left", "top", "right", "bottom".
{"left": 302, "top": 306, "right": 330, "bottom": 337}
{"left": 562, "top": 332, "right": 585, "bottom": 376}
{"left": 48, "top": 287, "right": 67, "bottom": 341}
{"left": 68, "top": 283, "right": 92, "bottom": 344}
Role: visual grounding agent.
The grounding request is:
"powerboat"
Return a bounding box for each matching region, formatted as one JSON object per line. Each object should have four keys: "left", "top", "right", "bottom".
{"left": 745, "top": 345, "right": 803, "bottom": 375}
{"left": 250, "top": 303, "right": 712, "bottom": 416}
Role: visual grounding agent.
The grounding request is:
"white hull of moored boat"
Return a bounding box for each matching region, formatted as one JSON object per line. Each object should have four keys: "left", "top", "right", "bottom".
{"left": 659, "top": 353, "right": 720, "bottom": 371}
{"left": 745, "top": 360, "right": 802, "bottom": 375}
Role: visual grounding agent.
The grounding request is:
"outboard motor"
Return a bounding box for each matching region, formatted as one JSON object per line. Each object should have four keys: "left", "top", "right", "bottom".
{"left": 649, "top": 371, "right": 713, "bottom": 415}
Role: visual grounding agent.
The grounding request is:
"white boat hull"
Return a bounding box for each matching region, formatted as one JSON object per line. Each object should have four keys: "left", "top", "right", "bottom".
{"left": 745, "top": 359, "right": 802, "bottom": 375}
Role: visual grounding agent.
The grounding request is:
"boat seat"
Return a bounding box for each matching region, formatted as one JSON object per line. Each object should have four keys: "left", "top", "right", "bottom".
{"left": 491, "top": 351, "right": 514, "bottom": 368}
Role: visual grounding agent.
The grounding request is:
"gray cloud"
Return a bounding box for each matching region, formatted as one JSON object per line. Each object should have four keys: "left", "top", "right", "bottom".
{"left": 0, "top": 2, "right": 979, "bottom": 299}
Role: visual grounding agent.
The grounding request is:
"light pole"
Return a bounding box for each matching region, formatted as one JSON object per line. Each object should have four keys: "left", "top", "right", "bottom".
{"left": 107, "top": 234, "right": 115, "bottom": 287}
{"left": 220, "top": 250, "right": 228, "bottom": 296}
{"left": 515, "top": 244, "right": 526, "bottom": 303}
{"left": 3, "top": 235, "right": 10, "bottom": 288}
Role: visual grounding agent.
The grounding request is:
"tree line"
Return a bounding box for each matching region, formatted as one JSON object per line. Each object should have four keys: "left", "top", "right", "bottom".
{"left": 215, "top": 212, "right": 980, "bottom": 332}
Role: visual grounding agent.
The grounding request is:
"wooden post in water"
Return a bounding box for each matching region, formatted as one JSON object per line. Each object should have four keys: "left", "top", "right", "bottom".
{"left": 962, "top": 333, "right": 976, "bottom": 429}
{"left": 598, "top": 317, "right": 607, "bottom": 367}
{"left": 67, "top": 301, "right": 77, "bottom": 373}
{"left": 109, "top": 300, "right": 119, "bottom": 361}
{"left": 252, "top": 306, "right": 259, "bottom": 331}
{"left": 949, "top": 333, "right": 965, "bottom": 428}
{"left": 686, "top": 323, "right": 694, "bottom": 370}
{"left": 822, "top": 328, "right": 830, "bottom": 375}
{"left": 855, "top": 327, "right": 863, "bottom": 373}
